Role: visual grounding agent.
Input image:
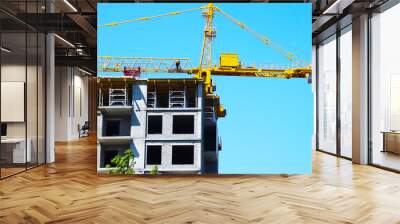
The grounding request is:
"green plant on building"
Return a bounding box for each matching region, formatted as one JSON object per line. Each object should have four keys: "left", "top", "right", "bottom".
{"left": 150, "top": 165, "right": 159, "bottom": 175}
{"left": 106, "top": 149, "right": 135, "bottom": 174}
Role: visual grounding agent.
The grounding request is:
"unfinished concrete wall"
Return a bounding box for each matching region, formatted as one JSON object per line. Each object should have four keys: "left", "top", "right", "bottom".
{"left": 142, "top": 82, "right": 204, "bottom": 173}
{"left": 131, "top": 80, "right": 148, "bottom": 173}
{"left": 144, "top": 141, "right": 201, "bottom": 172}
{"left": 144, "top": 110, "right": 202, "bottom": 172}
{"left": 145, "top": 111, "right": 202, "bottom": 140}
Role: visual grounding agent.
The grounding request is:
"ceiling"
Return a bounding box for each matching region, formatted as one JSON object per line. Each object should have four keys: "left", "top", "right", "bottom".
{"left": 0, "top": 0, "right": 97, "bottom": 73}
{"left": 311, "top": 0, "right": 391, "bottom": 44}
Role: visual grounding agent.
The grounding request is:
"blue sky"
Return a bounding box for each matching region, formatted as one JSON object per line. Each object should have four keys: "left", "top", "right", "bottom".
{"left": 98, "top": 3, "right": 313, "bottom": 174}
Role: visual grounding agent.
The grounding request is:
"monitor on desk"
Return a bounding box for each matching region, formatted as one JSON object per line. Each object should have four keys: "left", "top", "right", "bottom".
{"left": 1, "top": 123, "right": 7, "bottom": 138}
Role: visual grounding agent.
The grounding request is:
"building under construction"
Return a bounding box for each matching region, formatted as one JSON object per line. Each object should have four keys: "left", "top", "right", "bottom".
{"left": 97, "top": 77, "right": 222, "bottom": 174}
{"left": 96, "top": 3, "right": 311, "bottom": 174}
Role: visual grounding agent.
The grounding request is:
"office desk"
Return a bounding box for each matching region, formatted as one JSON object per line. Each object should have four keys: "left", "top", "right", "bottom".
{"left": 1, "top": 138, "right": 31, "bottom": 164}
{"left": 382, "top": 131, "right": 400, "bottom": 154}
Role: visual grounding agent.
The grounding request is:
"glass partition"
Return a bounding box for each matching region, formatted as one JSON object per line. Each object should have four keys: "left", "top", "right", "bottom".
{"left": 339, "top": 26, "right": 352, "bottom": 158}
{"left": 27, "top": 31, "right": 38, "bottom": 169}
{"left": 0, "top": 0, "right": 46, "bottom": 179}
{"left": 317, "top": 35, "right": 337, "bottom": 154}
{"left": 1, "top": 31, "right": 28, "bottom": 177}
{"left": 370, "top": 3, "right": 400, "bottom": 171}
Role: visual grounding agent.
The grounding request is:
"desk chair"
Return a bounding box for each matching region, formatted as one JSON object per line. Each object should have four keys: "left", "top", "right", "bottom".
{"left": 79, "top": 121, "right": 90, "bottom": 138}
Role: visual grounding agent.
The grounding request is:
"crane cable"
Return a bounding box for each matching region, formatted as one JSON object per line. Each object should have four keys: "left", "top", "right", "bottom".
{"left": 214, "top": 7, "right": 307, "bottom": 67}
{"left": 98, "top": 6, "right": 205, "bottom": 28}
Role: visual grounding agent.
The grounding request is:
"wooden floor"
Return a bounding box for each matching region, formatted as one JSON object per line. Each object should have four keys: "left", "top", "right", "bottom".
{"left": 1, "top": 136, "right": 400, "bottom": 223}
{"left": 1, "top": 167, "right": 26, "bottom": 178}
{"left": 373, "top": 150, "right": 400, "bottom": 171}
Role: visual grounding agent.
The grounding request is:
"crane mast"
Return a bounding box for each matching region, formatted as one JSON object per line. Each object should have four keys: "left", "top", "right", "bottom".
{"left": 199, "top": 3, "right": 216, "bottom": 69}
{"left": 197, "top": 3, "right": 217, "bottom": 94}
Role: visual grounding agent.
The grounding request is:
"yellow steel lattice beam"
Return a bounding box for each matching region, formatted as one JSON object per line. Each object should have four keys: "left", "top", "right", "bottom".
{"left": 97, "top": 56, "right": 311, "bottom": 78}
{"left": 98, "top": 6, "right": 205, "bottom": 28}
{"left": 98, "top": 56, "right": 193, "bottom": 74}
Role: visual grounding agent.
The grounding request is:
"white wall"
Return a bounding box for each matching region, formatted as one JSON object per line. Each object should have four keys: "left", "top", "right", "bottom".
{"left": 131, "top": 81, "right": 147, "bottom": 172}
{"left": 55, "top": 67, "right": 68, "bottom": 141}
{"left": 72, "top": 72, "right": 89, "bottom": 138}
{"left": 55, "top": 67, "right": 89, "bottom": 141}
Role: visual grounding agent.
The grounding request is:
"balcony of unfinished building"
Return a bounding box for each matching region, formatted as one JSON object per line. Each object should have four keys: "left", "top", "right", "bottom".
{"left": 97, "top": 85, "right": 133, "bottom": 115}
{"left": 146, "top": 79, "right": 201, "bottom": 111}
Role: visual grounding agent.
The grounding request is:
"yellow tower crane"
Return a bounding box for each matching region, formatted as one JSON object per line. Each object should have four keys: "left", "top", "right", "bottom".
{"left": 98, "top": 3, "right": 312, "bottom": 118}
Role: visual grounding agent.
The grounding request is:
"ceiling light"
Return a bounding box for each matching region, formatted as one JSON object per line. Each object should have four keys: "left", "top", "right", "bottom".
{"left": 54, "top": 34, "right": 75, "bottom": 48}
{"left": 63, "top": 0, "right": 78, "bottom": 12}
{"left": 322, "top": 0, "right": 355, "bottom": 15}
{"left": 1, "top": 47, "right": 11, "bottom": 53}
{"left": 78, "top": 67, "right": 93, "bottom": 76}
{"left": 76, "top": 48, "right": 86, "bottom": 56}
